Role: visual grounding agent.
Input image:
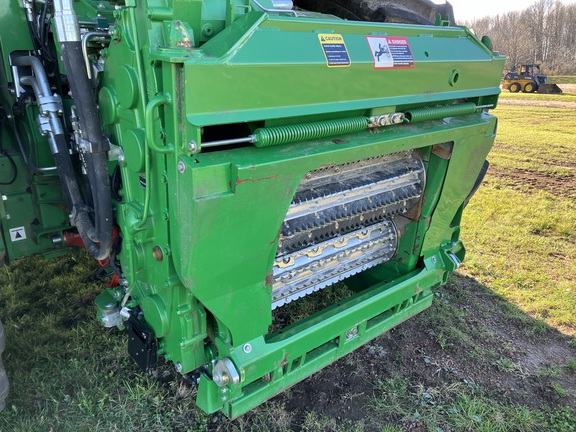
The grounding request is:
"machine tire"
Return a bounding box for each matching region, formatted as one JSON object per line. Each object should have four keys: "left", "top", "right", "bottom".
{"left": 295, "top": 0, "right": 455, "bottom": 25}
{"left": 523, "top": 82, "right": 537, "bottom": 93}
{"left": 0, "top": 320, "right": 8, "bottom": 412}
{"left": 509, "top": 82, "right": 521, "bottom": 93}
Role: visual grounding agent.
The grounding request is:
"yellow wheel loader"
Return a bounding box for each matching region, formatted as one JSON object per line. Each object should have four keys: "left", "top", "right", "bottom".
{"left": 503, "top": 64, "right": 562, "bottom": 94}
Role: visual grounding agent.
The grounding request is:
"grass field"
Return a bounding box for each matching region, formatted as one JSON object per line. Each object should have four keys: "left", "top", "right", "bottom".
{"left": 461, "top": 101, "right": 576, "bottom": 335}
{"left": 499, "top": 91, "right": 576, "bottom": 103}
{"left": 0, "top": 93, "right": 575, "bottom": 431}
{"left": 549, "top": 76, "right": 576, "bottom": 85}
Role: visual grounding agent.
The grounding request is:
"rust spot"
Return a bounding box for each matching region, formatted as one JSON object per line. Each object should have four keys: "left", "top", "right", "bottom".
{"left": 414, "top": 286, "right": 421, "bottom": 295}
{"left": 317, "top": 163, "right": 336, "bottom": 170}
{"left": 265, "top": 271, "right": 274, "bottom": 286}
{"left": 176, "top": 41, "right": 192, "bottom": 48}
{"left": 152, "top": 246, "right": 164, "bottom": 261}
{"left": 235, "top": 175, "right": 277, "bottom": 186}
{"left": 269, "top": 227, "right": 282, "bottom": 245}
{"left": 276, "top": 353, "right": 289, "bottom": 369}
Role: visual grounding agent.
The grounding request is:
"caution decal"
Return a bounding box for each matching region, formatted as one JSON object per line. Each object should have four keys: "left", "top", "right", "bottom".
{"left": 318, "top": 34, "right": 351, "bottom": 68}
{"left": 9, "top": 226, "right": 26, "bottom": 242}
{"left": 366, "top": 36, "right": 414, "bottom": 69}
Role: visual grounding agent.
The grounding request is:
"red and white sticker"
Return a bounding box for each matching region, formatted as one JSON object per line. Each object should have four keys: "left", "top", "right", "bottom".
{"left": 366, "top": 36, "right": 414, "bottom": 69}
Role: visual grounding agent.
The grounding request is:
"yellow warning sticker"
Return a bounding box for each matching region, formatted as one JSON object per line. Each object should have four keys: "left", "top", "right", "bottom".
{"left": 318, "top": 34, "right": 351, "bottom": 68}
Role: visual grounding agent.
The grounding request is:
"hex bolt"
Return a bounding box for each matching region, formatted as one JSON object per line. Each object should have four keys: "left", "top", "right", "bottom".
{"left": 177, "top": 161, "right": 186, "bottom": 174}
{"left": 431, "top": 257, "right": 437, "bottom": 264}
{"left": 175, "top": 362, "right": 183, "bottom": 373}
{"left": 243, "top": 343, "right": 252, "bottom": 354}
{"left": 188, "top": 140, "right": 198, "bottom": 152}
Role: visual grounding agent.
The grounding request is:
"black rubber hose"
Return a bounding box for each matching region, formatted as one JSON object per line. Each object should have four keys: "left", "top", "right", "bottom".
{"left": 0, "top": 113, "right": 18, "bottom": 186}
{"left": 59, "top": 41, "right": 112, "bottom": 259}
{"left": 52, "top": 134, "right": 106, "bottom": 258}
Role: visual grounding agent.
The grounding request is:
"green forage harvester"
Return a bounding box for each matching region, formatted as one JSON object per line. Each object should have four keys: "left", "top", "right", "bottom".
{"left": 0, "top": 0, "right": 504, "bottom": 417}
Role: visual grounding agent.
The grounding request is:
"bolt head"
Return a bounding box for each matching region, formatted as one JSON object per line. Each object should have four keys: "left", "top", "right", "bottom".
{"left": 243, "top": 343, "right": 252, "bottom": 354}
{"left": 188, "top": 140, "right": 198, "bottom": 152}
{"left": 175, "top": 362, "right": 183, "bottom": 373}
{"left": 177, "top": 161, "right": 186, "bottom": 174}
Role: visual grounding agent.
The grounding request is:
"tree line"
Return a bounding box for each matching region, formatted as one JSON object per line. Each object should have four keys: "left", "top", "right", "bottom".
{"left": 464, "top": 0, "right": 576, "bottom": 75}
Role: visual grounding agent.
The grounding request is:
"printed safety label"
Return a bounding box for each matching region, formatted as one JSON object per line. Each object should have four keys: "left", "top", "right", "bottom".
{"left": 9, "top": 226, "right": 26, "bottom": 242}
{"left": 366, "top": 36, "right": 414, "bottom": 69}
{"left": 318, "top": 34, "right": 351, "bottom": 68}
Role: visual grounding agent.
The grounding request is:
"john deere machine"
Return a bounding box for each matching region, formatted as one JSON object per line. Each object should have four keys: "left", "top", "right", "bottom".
{"left": 503, "top": 64, "right": 562, "bottom": 94}
{"left": 0, "top": 0, "right": 504, "bottom": 417}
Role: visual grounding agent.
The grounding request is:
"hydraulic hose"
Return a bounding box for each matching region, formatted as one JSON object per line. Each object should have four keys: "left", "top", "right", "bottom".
{"left": 14, "top": 56, "right": 111, "bottom": 260}
{"left": 52, "top": 0, "right": 112, "bottom": 260}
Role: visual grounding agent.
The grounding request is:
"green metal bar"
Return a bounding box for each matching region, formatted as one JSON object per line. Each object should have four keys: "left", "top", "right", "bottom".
{"left": 196, "top": 262, "right": 445, "bottom": 417}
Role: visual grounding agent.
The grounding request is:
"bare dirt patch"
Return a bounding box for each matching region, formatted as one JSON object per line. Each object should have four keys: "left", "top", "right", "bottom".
{"left": 488, "top": 166, "right": 576, "bottom": 199}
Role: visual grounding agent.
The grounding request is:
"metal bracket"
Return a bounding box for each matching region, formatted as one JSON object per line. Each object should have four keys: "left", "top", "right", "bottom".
{"left": 212, "top": 358, "right": 240, "bottom": 387}
{"left": 126, "top": 313, "right": 158, "bottom": 373}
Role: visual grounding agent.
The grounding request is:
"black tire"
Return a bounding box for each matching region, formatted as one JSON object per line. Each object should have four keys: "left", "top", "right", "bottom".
{"left": 523, "top": 82, "right": 536, "bottom": 93}
{"left": 0, "top": 320, "right": 8, "bottom": 412}
{"left": 509, "top": 82, "right": 521, "bottom": 93}
{"left": 294, "top": 0, "right": 455, "bottom": 25}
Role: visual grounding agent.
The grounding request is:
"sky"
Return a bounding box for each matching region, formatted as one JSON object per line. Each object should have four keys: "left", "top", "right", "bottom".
{"left": 433, "top": 0, "right": 576, "bottom": 22}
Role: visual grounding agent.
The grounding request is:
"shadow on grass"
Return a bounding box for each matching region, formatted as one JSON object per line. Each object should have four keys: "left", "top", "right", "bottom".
{"left": 0, "top": 252, "right": 575, "bottom": 431}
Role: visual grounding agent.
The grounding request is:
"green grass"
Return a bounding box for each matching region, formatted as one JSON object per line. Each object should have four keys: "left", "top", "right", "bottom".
{"left": 0, "top": 253, "right": 211, "bottom": 431}
{"left": 549, "top": 76, "right": 576, "bottom": 85}
{"left": 488, "top": 104, "right": 576, "bottom": 176}
{"left": 369, "top": 374, "right": 574, "bottom": 432}
{"left": 498, "top": 91, "right": 576, "bottom": 103}
{"left": 461, "top": 102, "right": 576, "bottom": 336}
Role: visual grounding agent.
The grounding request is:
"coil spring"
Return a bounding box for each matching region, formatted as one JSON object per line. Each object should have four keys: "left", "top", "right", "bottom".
{"left": 404, "top": 102, "right": 478, "bottom": 123}
{"left": 253, "top": 117, "right": 369, "bottom": 148}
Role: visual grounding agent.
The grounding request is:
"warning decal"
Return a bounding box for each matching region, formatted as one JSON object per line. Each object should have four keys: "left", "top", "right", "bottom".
{"left": 366, "top": 36, "right": 414, "bottom": 69}
{"left": 9, "top": 226, "right": 26, "bottom": 242}
{"left": 318, "top": 34, "right": 351, "bottom": 68}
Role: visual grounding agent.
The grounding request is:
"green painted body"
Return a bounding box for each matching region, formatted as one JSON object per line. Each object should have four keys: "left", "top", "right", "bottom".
{"left": 0, "top": 0, "right": 504, "bottom": 417}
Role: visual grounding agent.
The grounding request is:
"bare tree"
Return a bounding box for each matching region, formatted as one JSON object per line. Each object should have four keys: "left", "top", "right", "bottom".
{"left": 465, "top": 0, "right": 576, "bottom": 75}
